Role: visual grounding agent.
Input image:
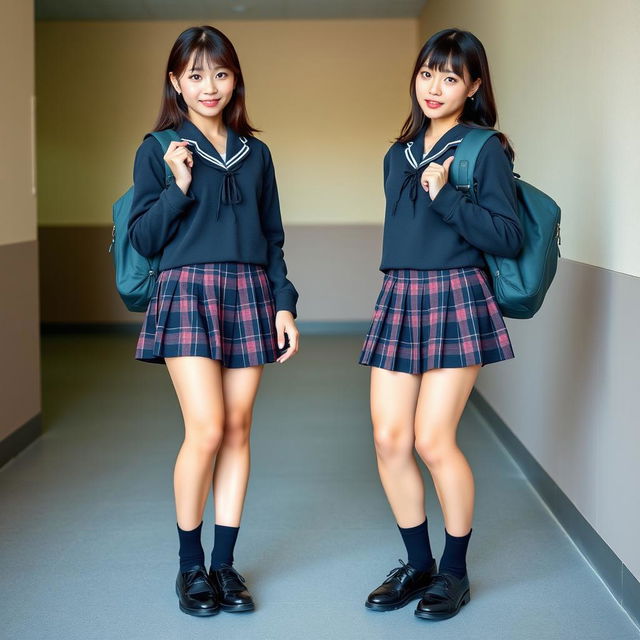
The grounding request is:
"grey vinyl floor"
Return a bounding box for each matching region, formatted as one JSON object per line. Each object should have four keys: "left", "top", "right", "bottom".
{"left": 1, "top": 332, "right": 639, "bottom": 640}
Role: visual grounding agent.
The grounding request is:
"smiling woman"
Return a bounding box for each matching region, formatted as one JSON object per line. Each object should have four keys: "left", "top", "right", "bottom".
{"left": 359, "top": 27, "right": 523, "bottom": 623}
{"left": 153, "top": 27, "right": 257, "bottom": 138}
{"left": 397, "top": 29, "right": 513, "bottom": 160}
{"left": 125, "top": 24, "right": 300, "bottom": 618}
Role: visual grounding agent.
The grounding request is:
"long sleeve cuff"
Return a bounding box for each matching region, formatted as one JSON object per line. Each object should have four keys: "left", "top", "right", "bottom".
{"left": 164, "top": 180, "right": 195, "bottom": 212}
{"left": 274, "top": 290, "right": 298, "bottom": 318}
{"left": 429, "top": 182, "right": 466, "bottom": 222}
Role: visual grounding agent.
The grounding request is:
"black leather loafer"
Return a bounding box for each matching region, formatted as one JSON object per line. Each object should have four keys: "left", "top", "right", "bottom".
{"left": 209, "top": 564, "right": 255, "bottom": 612}
{"left": 414, "top": 571, "right": 470, "bottom": 620}
{"left": 365, "top": 559, "right": 437, "bottom": 611}
{"left": 175, "top": 565, "right": 219, "bottom": 617}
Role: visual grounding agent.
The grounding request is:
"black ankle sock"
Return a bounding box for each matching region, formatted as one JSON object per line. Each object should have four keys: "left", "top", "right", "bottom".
{"left": 398, "top": 518, "right": 434, "bottom": 572}
{"left": 210, "top": 524, "right": 240, "bottom": 570}
{"left": 439, "top": 528, "right": 472, "bottom": 579}
{"left": 177, "top": 521, "right": 205, "bottom": 572}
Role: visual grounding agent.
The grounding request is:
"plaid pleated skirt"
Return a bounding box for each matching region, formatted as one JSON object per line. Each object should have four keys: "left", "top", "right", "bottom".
{"left": 135, "top": 262, "right": 279, "bottom": 368}
{"left": 358, "top": 267, "right": 515, "bottom": 374}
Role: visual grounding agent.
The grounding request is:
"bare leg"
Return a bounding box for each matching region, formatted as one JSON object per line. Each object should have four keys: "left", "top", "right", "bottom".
{"left": 212, "top": 365, "right": 264, "bottom": 526}
{"left": 370, "top": 366, "right": 425, "bottom": 528}
{"left": 414, "top": 365, "right": 481, "bottom": 536}
{"left": 166, "top": 356, "right": 225, "bottom": 530}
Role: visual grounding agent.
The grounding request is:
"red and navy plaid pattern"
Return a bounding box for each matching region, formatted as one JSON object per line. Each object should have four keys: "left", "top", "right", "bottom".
{"left": 359, "top": 267, "right": 514, "bottom": 374}
{"left": 135, "top": 262, "right": 278, "bottom": 368}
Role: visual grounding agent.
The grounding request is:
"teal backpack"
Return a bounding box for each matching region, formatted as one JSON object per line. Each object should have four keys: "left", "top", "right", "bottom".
{"left": 450, "top": 128, "right": 561, "bottom": 319}
{"left": 109, "top": 129, "right": 181, "bottom": 312}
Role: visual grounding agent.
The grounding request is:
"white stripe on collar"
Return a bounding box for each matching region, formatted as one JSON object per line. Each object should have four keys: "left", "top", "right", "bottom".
{"left": 180, "top": 136, "right": 250, "bottom": 170}
{"left": 405, "top": 139, "right": 463, "bottom": 169}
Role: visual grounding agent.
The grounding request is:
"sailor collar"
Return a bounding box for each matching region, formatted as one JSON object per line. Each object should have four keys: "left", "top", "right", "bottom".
{"left": 177, "top": 118, "right": 250, "bottom": 171}
{"left": 390, "top": 123, "right": 468, "bottom": 217}
{"left": 404, "top": 122, "right": 467, "bottom": 169}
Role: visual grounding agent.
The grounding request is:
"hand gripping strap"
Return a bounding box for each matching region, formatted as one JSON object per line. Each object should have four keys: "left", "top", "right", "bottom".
{"left": 449, "top": 128, "right": 500, "bottom": 203}
{"left": 148, "top": 129, "right": 182, "bottom": 187}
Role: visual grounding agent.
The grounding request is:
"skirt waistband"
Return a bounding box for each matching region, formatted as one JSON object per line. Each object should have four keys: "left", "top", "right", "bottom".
{"left": 384, "top": 266, "right": 486, "bottom": 281}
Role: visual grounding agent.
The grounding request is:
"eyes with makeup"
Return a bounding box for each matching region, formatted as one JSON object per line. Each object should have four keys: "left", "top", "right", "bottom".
{"left": 188, "top": 70, "right": 229, "bottom": 81}
{"left": 419, "top": 69, "right": 459, "bottom": 84}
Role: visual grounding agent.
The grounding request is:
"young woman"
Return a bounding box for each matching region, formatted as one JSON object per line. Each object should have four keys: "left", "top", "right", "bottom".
{"left": 128, "top": 26, "right": 299, "bottom": 617}
{"left": 359, "top": 28, "right": 523, "bottom": 621}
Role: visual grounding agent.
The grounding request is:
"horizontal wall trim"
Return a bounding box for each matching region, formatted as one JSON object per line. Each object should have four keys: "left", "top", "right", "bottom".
{"left": 0, "top": 413, "right": 42, "bottom": 470}
{"left": 38, "top": 224, "right": 384, "bottom": 323}
{"left": 297, "top": 321, "right": 369, "bottom": 334}
{"left": 41, "top": 322, "right": 141, "bottom": 335}
{"left": 0, "top": 238, "right": 38, "bottom": 249}
{"left": 471, "top": 389, "right": 640, "bottom": 629}
{"left": 41, "top": 321, "right": 370, "bottom": 335}
{"left": 560, "top": 257, "right": 640, "bottom": 281}
{"left": 37, "top": 225, "right": 640, "bottom": 282}
{"left": 37, "top": 223, "right": 384, "bottom": 228}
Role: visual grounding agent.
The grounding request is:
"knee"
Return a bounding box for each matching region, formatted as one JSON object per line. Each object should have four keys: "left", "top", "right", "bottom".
{"left": 185, "top": 419, "right": 224, "bottom": 457}
{"left": 373, "top": 423, "right": 412, "bottom": 462}
{"left": 414, "top": 432, "right": 455, "bottom": 468}
{"left": 221, "top": 410, "right": 252, "bottom": 448}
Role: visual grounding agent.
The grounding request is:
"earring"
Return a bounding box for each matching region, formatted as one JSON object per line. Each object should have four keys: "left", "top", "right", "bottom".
{"left": 469, "top": 95, "right": 475, "bottom": 101}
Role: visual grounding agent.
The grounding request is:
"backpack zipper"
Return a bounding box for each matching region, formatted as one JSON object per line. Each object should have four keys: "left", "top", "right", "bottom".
{"left": 108, "top": 225, "right": 115, "bottom": 253}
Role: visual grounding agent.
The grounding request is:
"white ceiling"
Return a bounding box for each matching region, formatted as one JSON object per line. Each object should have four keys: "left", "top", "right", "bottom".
{"left": 35, "top": 0, "right": 428, "bottom": 21}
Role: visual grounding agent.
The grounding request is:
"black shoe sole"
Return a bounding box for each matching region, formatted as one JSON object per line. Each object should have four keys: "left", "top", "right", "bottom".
{"left": 219, "top": 601, "right": 255, "bottom": 613}
{"left": 175, "top": 585, "right": 220, "bottom": 617}
{"left": 365, "top": 587, "right": 430, "bottom": 612}
{"left": 177, "top": 603, "right": 220, "bottom": 617}
{"left": 414, "top": 590, "right": 471, "bottom": 620}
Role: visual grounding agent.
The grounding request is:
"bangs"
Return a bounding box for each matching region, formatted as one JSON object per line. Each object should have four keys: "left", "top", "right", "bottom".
{"left": 157, "top": 25, "right": 258, "bottom": 137}
{"left": 423, "top": 41, "right": 467, "bottom": 79}
{"left": 188, "top": 46, "right": 220, "bottom": 72}
{"left": 397, "top": 28, "right": 502, "bottom": 146}
{"left": 178, "top": 34, "right": 238, "bottom": 76}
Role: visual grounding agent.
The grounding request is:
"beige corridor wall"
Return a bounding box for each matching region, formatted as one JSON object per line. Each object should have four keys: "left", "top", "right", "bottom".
{"left": 0, "top": 0, "right": 41, "bottom": 446}
{"left": 418, "top": 0, "right": 640, "bottom": 583}
{"left": 420, "top": 0, "right": 639, "bottom": 278}
{"left": 36, "top": 19, "right": 417, "bottom": 227}
{"left": 36, "top": 18, "right": 418, "bottom": 323}
{"left": 1, "top": 0, "right": 37, "bottom": 246}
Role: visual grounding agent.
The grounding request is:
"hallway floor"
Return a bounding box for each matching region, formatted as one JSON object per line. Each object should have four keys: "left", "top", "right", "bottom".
{"left": 1, "top": 332, "right": 638, "bottom": 640}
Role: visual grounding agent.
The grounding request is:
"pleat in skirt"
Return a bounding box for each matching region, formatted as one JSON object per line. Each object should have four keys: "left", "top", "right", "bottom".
{"left": 135, "top": 262, "right": 279, "bottom": 368}
{"left": 358, "top": 267, "right": 514, "bottom": 374}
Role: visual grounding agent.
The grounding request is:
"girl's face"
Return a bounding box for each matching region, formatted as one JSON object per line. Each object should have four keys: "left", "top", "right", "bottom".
{"left": 170, "top": 54, "right": 236, "bottom": 121}
{"left": 414, "top": 59, "right": 480, "bottom": 122}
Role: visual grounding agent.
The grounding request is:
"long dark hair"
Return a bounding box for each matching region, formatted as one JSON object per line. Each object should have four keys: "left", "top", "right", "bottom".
{"left": 152, "top": 25, "right": 259, "bottom": 137}
{"left": 398, "top": 28, "right": 514, "bottom": 161}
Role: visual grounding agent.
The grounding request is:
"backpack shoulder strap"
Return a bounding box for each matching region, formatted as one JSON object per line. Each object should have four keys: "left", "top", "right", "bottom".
{"left": 449, "top": 128, "right": 500, "bottom": 203}
{"left": 147, "top": 129, "right": 182, "bottom": 187}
